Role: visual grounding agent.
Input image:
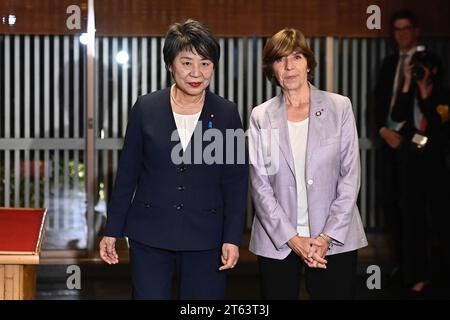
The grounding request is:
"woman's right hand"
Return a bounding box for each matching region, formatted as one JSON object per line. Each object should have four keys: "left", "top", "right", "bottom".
{"left": 99, "top": 236, "right": 119, "bottom": 264}
{"left": 379, "top": 127, "right": 403, "bottom": 149}
{"left": 287, "top": 235, "right": 327, "bottom": 269}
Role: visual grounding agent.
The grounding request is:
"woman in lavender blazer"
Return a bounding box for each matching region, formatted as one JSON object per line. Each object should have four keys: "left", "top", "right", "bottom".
{"left": 248, "top": 28, "right": 368, "bottom": 300}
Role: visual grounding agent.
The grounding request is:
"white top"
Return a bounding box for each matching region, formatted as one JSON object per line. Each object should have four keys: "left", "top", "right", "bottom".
{"left": 287, "top": 118, "right": 310, "bottom": 237}
{"left": 173, "top": 111, "right": 202, "bottom": 151}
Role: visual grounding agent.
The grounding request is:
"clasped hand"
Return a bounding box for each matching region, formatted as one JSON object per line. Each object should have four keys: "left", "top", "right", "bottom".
{"left": 287, "top": 235, "right": 330, "bottom": 269}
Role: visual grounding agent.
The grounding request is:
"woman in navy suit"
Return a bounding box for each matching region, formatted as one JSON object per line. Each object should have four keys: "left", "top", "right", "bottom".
{"left": 99, "top": 19, "right": 248, "bottom": 300}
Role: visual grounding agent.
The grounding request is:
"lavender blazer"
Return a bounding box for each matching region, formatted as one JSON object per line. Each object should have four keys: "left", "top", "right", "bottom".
{"left": 248, "top": 85, "right": 368, "bottom": 259}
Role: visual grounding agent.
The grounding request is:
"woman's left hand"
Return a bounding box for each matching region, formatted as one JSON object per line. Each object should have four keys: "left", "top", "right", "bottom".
{"left": 307, "top": 237, "right": 329, "bottom": 267}
{"left": 219, "top": 243, "right": 239, "bottom": 270}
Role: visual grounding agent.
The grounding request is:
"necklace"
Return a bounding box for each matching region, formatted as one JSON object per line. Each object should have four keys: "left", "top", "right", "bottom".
{"left": 171, "top": 85, "right": 205, "bottom": 109}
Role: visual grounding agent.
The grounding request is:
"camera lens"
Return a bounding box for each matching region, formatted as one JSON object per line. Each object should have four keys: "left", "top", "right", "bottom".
{"left": 412, "top": 66, "right": 425, "bottom": 80}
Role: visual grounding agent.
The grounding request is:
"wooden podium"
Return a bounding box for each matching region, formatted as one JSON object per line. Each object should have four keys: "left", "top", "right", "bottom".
{"left": 0, "top": 208, "right": 47, "bottom": 300}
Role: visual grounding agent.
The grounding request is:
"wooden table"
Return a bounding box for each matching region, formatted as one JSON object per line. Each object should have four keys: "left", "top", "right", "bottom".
{"left": 0, "top": 208, "right": 47, "bottom": 300}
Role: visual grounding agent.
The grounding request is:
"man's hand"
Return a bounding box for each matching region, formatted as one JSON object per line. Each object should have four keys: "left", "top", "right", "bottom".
{"left": 287, "top": 235, "right": 327, "bottom": 269}
{"left": 99, "top": 236, "right": 119, "bottom": 264}
{"left": 380, "top": 127, "right": 403, "bottom": 149}
{"left": 219, "top": 243, "right": 239, "bottom": 271}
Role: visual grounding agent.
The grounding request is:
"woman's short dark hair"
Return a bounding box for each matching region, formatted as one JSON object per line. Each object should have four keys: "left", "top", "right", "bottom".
{"left": 263, "top": 28, "right": 317, "bottom": 86}
{"left": 163, "top": 19, "right": 220, "bottom": 69}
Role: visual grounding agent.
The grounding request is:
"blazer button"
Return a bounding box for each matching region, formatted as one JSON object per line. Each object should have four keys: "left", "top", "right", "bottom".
{"left": 177, "top": 185, "right": 185, "bottom": 191}
{"left": 307, "top": 179, "right": 314, "bottom": 186}
{"left": 175, "top": 204, "right": 184, "bottom": 210}
{"left": 144, "top": 202, "right": 151, "bottom": 208}
{"left": 179, "top": 166, "right": 186, "bottom": 173}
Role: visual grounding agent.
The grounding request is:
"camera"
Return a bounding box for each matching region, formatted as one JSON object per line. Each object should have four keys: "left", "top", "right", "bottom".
{"left": 410, "top": 46, "right": 439, "bottom": 81}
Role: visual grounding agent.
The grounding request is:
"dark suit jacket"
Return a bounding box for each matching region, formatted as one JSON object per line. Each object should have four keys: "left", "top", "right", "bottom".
{"left": 374, "top": 54, "right": 399, "bottom": 138}
{"left": 391, "top": 86, "right": 450, "bottom": 151}
{"left": 104, "top": 88, "right": 249, "bottom": 251}
{"left": 374, "top": 52, "right": 445, "bottom": 140}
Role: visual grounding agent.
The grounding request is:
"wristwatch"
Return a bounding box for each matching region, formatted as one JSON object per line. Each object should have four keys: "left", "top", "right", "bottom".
{"left": 319, "top": 233, "right": 333, "bottom": 250}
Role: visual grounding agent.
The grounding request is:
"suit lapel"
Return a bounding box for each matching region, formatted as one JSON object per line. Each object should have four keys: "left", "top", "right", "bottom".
{"left": 268, "top": 95, "right": 296, "bottom": 177}
{"left": 159, "top": 88, "right": 182, "bottom": 154}
{"left": 267, "top": 84, "right": 327, "bottom": 176}
{"left": 306, "top": 85, "right": 326, "bottom": 166}
{"left": 180, "top": 90, "right": 214, "bottom": 160}
{"left": 197, "top": 90, "right": 213, "bottom": 143}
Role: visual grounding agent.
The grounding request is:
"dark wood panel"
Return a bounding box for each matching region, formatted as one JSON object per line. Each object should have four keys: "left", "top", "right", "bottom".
{"left": 1, "top": 0, "right": 449, "bottom": 37}
{"left": 93, "top": 0, "right": 450, "bottom": 37}
{"left": 0, "top": 0, "right": 87, "bottom": 34}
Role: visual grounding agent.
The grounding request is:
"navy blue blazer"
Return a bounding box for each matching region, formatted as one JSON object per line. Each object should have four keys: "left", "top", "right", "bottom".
{"left": 104, "top": 88, "right": 249, "bottom": 251}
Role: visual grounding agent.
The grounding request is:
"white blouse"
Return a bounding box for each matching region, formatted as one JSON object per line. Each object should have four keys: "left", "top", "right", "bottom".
{"left": 287, "top": 118, "right": 311, "bottom": 237}
{"left": 173, "top": 111, "right": 202, "bottom": 151}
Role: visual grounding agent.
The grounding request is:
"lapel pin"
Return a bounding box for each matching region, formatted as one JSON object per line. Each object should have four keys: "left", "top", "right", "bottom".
{"left": 208, "top": 114, "right": 214, "bottom": 128}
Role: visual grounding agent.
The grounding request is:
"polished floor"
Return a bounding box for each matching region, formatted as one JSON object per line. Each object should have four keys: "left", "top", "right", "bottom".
{"left": 37, "top": 199, "right": 450, "bottom": 300}
{"left": 35, "top": 245, "right": 450, "bottom": 300}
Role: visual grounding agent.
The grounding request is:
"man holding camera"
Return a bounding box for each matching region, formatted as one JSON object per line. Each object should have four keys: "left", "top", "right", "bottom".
{"left": 375, "top": 10, "right": 450, "bottom": 295}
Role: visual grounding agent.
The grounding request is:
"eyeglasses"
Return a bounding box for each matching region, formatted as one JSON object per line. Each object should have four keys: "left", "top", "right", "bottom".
{"left": 394, "top": 25, "right": 415, "bottom": 33}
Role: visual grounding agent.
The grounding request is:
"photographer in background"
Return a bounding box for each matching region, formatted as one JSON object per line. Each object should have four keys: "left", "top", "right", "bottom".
{"left": 374, "top": 10, "right": 450, "bottom": 295}
{"left": 391, "top": 46, "right": 450, "bottom": 294}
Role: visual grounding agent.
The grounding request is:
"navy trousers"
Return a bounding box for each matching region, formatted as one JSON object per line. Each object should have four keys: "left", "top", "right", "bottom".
{"left": 129, "top": 239, "right": 226, "bottom": 300}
